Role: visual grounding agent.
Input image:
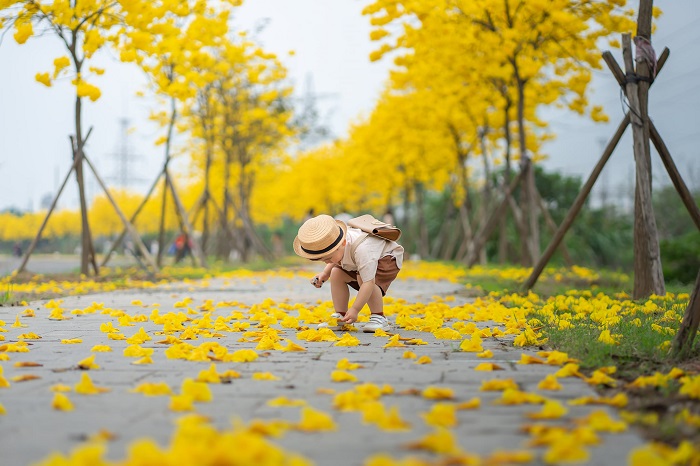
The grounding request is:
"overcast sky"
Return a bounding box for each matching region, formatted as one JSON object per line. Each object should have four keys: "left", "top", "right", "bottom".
{"left": 0, "top": 0, "right": 698, "bottom": 214}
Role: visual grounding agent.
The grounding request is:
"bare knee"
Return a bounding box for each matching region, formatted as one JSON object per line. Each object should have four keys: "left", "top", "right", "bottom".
{"left": 330, "top": 267, "right": 348, "bottom": 283}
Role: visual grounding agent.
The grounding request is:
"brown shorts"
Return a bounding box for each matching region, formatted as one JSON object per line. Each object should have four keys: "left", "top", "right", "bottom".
{"left": 336, "top": 256, "right": 400, "bottom": 296}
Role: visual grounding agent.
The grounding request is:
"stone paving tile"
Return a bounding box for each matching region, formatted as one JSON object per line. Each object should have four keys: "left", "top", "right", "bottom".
{"left": 0, "top": 275, "right": 645, "bottom": 466}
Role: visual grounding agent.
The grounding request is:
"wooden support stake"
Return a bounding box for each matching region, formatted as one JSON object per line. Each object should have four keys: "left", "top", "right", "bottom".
{"left": 17, "top": 128, "right": 93, "bottom": 274}
{"left": 649, "top": 121, "right": 700, "bottom": 232}
{"left": 16, "top": 159, "right": 79, "bottom": 274}
{"left": 167, "top": 171, "right": 208, "bottom": 268}
{"left": 83, "top": 154, "right": 159, "bottom": 273}
{"left": 467, "top": 169, "right": 527, "bottom": 267}
{"left": 671, "top": 269, "right": 700, "bottom": 360}
{"left": 523, "top": 114, "right": 631, "bottom": 291}
{"left": 603, "top": 47, "right": 670, "bottom": 88}
{"left": 534, "top": 188, "right": 574, "bottom": 267}
{"left": 101, "top": 167, "right": 166, "bottom": 267}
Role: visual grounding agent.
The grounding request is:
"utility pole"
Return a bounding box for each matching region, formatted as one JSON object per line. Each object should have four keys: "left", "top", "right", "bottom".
{"left": 108, "top": 117, "right": 144, "bottom": 189}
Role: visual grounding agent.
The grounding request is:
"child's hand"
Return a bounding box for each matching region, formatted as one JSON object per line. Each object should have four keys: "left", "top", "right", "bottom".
{"left": 311, "top": 274, "right": 326, "bottom": 288}
{"left": 339, "top": 308, "right": 360, "bottom": 324}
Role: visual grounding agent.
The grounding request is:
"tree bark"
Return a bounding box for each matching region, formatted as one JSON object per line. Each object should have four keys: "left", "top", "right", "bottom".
{"left": 498, "top": 101, "right": 513, "bottom": 263}
{"left": 623, "top": 31, "right": 665, "bottom": 299}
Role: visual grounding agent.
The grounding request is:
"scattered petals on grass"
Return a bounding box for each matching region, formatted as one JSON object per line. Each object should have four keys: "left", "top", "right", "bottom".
{"left": 679, "top": 375, "right": 700, "bottom": 400}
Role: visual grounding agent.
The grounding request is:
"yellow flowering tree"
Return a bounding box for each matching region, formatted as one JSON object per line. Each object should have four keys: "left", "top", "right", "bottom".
{"left": 183, "top": 37, "right": 295, "bottom": 262}
{"left": 115, "top": 0, "right": 238, "bottom": 266}
{"left": 0, "top": 0, "right": 162, "bottom": 273}
{"left": 362, "top": 0, "right": 637, "bottom": 264}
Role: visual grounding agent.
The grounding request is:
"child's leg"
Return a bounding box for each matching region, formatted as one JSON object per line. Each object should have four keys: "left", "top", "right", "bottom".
{"left": 357, "top": 275, "right": 384, "bottom": 315}
{"left": 329, "top": 267, "right": 353, "bottom": 314}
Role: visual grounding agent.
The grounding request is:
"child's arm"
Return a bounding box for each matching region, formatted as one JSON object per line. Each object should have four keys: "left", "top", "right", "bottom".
{"left": 339, "top": 279, "right": 375, "bottom": 323}
{"left": 311, "top": 263, "right": 335, "bottom": 288}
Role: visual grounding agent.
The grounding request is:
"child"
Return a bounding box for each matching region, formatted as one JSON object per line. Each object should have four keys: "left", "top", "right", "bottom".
{"left": 293, "top": 214, "right": 404, "bottom": 332}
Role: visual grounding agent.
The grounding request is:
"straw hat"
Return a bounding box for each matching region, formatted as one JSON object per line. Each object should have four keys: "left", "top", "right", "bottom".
{"left": 293, "top": 215, "right": 347, "bottom": 259}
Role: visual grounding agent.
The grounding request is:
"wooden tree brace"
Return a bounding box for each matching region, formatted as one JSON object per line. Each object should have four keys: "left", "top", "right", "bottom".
{"left": 671, "top": 269, "right": 700, "bottom": 360}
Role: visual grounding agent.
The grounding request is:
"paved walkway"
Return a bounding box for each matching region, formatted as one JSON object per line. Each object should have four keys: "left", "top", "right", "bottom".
{"left": 0, "top": 273, "right": 644, "bottom": 466}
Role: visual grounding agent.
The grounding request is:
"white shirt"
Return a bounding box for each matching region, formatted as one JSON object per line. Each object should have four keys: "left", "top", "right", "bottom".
{"left": 339, "top": 227, "right": 404, "bottom": 283}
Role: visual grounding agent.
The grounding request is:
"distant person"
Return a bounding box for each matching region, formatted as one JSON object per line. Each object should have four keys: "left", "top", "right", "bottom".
{"left": 294, "top": 214, "right": 404, "bottom": 333}
{"left": 174, "top": 232, "right": 192, "bottom": 263}
{"left": 12, "top": 242, "right": 22, "bottom": 258}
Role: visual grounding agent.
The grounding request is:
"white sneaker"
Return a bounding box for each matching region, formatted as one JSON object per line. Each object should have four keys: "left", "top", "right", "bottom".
{"left": 363, "top": 314, "right": 391, "bottom": 333}
{"left": 317, "top": 312, "right": 346, "bottom": 329}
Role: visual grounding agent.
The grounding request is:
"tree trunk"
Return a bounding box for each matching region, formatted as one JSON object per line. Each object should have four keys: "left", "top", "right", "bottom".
{"left": 415, "top": 183, "right": 429, "bottom": 259}
{"left": 514, "top": 78, "right": 531, "bottom": 265}
{"left": 498, "top": 101, "right": 513, "bottom": 263}
{"left": 157, "top": 98, "right": 177, "bottom": 266}
{"left": 157, "top": 177, "right": 168, "bottom": 267}
{"left": 430, "top": 189, "right": 454, "bottom": 259}
{"left": 73, "top": 95, "right": 97, "bottom": 276}
{"left": 402, "top": 181, "right": 413, "bottom": 257}
{"left": 622, "top": 31, "right": 665, "bottom": 299}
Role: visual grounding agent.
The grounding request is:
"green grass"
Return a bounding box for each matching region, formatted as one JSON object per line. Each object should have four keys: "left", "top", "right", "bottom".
{"left": 543, "top": 313, "right": 674, "bottom": 371}
{"left": 0, "top": 283, "right": 13, "bottom": 305}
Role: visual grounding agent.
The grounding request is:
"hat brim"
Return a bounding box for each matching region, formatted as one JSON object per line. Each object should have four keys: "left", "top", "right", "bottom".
{"left": 293, "top": 219, "right": 347, "bottom": 260}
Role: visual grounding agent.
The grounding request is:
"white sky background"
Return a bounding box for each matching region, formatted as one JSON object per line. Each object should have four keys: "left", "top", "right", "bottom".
{"left": 0, "top": 0, "right": 698, "bottom": 213}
